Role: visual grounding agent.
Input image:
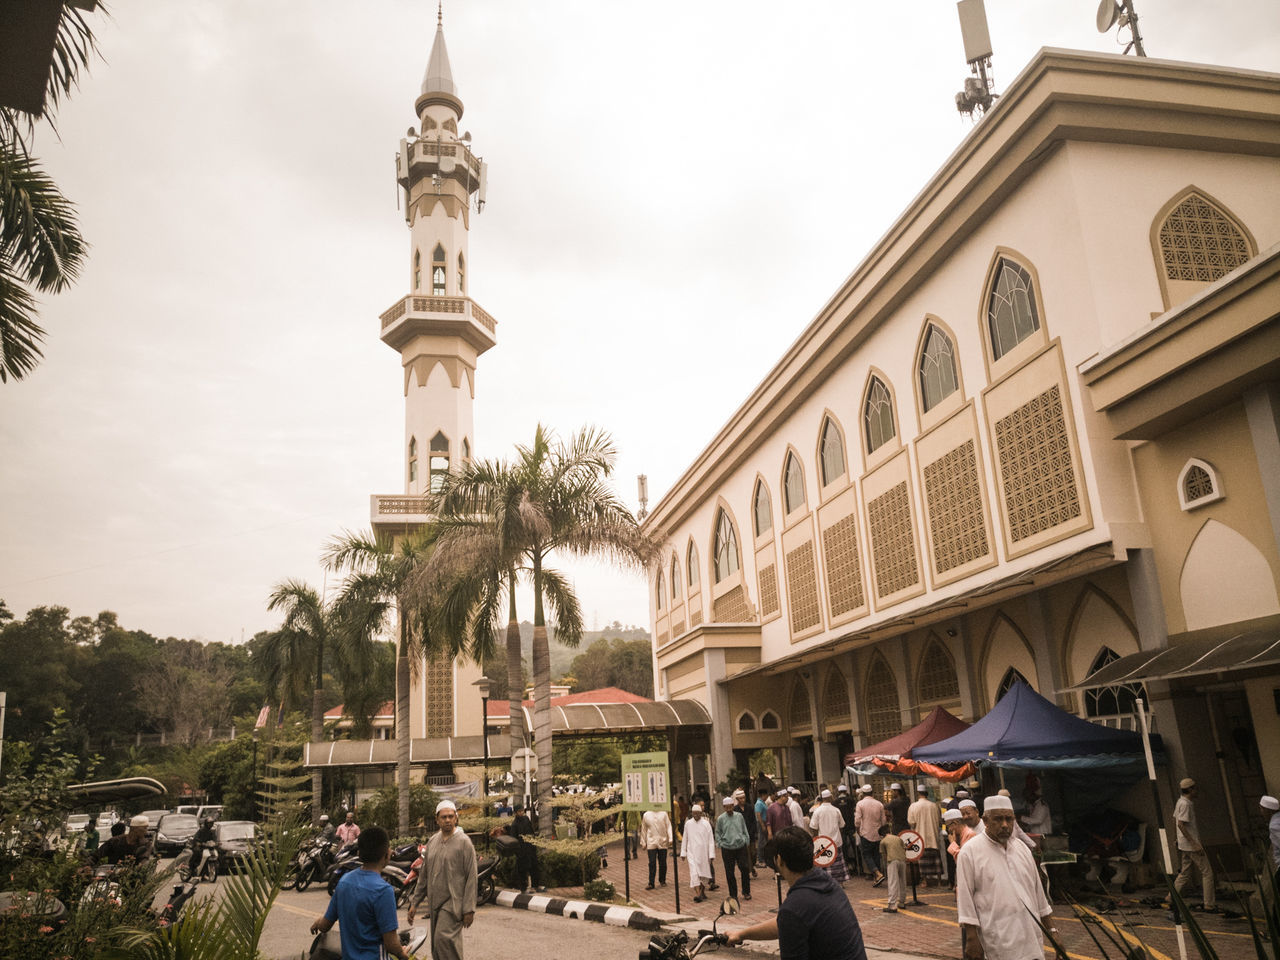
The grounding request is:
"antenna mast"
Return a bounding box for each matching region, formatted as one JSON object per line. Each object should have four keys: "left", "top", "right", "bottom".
{"left": 637, "top": 474, "right": 649, "bottom": 521}
{"left": 954, "top": 0, "right": 998, "bottom": 120}
{"left": 1096, "top": 0, "right": 1148, "bottom": 57}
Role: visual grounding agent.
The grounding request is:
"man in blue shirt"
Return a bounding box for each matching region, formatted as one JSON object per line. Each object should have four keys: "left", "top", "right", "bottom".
{"left": 311, "top": 826, "right": 409, "bottom": 960}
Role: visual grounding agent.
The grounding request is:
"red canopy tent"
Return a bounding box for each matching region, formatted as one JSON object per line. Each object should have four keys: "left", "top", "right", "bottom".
{"left": 844, "top": 706, "right": 974, "bottom": 781}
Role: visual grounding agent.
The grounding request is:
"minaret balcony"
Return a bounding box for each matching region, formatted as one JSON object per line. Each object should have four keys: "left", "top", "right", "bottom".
{"left": 370, "top": 494, "right": 433, "bottom": 535}
{"left": 379, "top": 294, "right": 497, "bottom": 355}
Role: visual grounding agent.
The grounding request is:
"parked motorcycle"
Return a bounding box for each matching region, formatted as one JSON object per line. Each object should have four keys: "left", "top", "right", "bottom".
{"left": 309, "top": 925, "right": 429, "bottom": 960}
{"left": 290, "top": 836, "right": 336, "bottom": 892}
{"left": 324, "top": 841, "right": 418, "bottom": 898}
{"left": 640, "top": 898, "right": 739, "bottom": 960}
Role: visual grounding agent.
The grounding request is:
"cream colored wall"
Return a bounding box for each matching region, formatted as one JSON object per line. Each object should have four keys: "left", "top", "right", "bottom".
{"left": 1131, "top": 401, "right": 1280, "bottom": 635}
{"left": 404, "top": 359, "right": 474, "bottom": 495}
{"left": 409, "top": 197, "right": 471, "bottom": 295}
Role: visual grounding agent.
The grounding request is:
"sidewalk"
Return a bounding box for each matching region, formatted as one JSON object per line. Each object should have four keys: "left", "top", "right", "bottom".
{"left": 525, "top": 838, "right": 1264, "bottom": 960}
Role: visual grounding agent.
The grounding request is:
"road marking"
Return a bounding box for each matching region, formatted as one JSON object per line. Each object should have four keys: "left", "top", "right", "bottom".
{"left": 274, "top": 901, "right": 320, "bottom": 919}
{"left": 1072, "top": 903, "right": 1175, "bottom": 960}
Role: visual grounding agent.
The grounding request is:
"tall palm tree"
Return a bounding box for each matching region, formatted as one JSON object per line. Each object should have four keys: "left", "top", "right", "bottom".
{"left": 325, "top": 527, "right": 491, "bottom": 836}
{"left": 425, "top": 425, "right": 652, "bottom": 834}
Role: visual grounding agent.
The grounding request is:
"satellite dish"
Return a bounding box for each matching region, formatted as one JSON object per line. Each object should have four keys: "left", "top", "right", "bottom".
{"left": 462, "top": 131, "right": 472, "bottom": 141}
{"left": 1096, "top": 0, "right": 1119, "bottom": 32}
{"left": 406, "top": 126, "right": 417, "bottom": 138}
{"left": 439, "top": 155, "right": 456, "bottom": 174}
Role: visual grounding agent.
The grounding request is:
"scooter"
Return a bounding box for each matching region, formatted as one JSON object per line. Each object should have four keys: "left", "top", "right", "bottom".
{"left": 325, "top": 841, "right": 419, "bottom": 898}
{"left": 639, "top": 898, "right": 740, "bottom": 960}
{"left": 290, "top": 836, "right": 335, "bottom": 892}
{"left": 175, "top": 839, "right": 219, "bottom": 883}
{"left": 309, "top": 925, "right": 429, "bottom": 960}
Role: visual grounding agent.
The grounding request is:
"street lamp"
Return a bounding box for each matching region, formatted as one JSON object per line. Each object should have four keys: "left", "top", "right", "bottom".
{"left": 472, "top": 676, "right": 491, "bottom": 822}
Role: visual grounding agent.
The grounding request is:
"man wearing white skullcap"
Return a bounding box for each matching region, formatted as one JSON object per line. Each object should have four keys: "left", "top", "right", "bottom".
{"left": 808, "top": 789, "right": 848, "bottom": 883}
{"left": 681, "top": 804, "right": 716, "bottom": 902}
{"left": 956, "top": 795, "right": 1054, "bottom": 960}
{"left": 908, "top": 784, "right": 944, "bottom": 883}
{"left": 408, "top": 797, "right": 477, "bottom": 959}
{"left": 715, "top": 796, "right": 752, "bottom": 900}
{"left": 854, "top": 785, "right": 886, "bottom": 885}
{"left": 1173, "top": 777, "right": 1216, "bottom": 912}
{"left": 1260, "top": 795, "right": 1279, "bottom": 887}
{"left": 786, "top": 789, "right": 806, "bottom": 833}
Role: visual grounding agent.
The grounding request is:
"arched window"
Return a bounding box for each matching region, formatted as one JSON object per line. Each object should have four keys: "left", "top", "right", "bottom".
{"left": 655, "top": 570, "right": 665, "bottom": 610}
{"left": 461, "top": 438, "right": 471, "bottom": 463}
{"left": 823, "top": 669, "right": 851, "bottom": 722}
{"left": 917, "top": 638, "right": 960, "bottom": 704}
{"left": 428, "top": 431, "right": 450, "bottom": 492}
{"left": 986, "top": 259, "right": 1040, "bottom": 361}
{"left": 432, "top": 244, "right": 447, "bottom": 295}
{"left": 753, "top": 481, "right": 773, "bottom": 537}
{"left": 413, "top": 250, "right": 422, "bottom": 292}
{"left": 457, "top": 253, "right": 466, "bottom": 294}
{"left": 443, "top": 118, "right": 458, "bottom": 135}
{"left": 1177, "top": 458, "right": 1222, "bottom": 510}
{"left": 408, "top": 436, "right": 418, "bottom": 483}
{"left": 919, "top": 324, "right": 959, "bottom": 412}
{"left": 737, "top": 711, "right": 757, "bottom": 732}
{"left": 864, "top": 376, "right": 895, "bottom": 454}
{"left": 1158, "top": 192, "right": 1251, "bottom": 284}
{"left": 670, "top": 556, "right": 680, "bottom": 602}
{"left": 713, "top": 509, "right": 740, "bottom": 583}
{"left": 819, "top": 418, "right": 846, "bottom": 487}
{"left": 864, "top": 656, "right": 901, "bottom": 743}
{"left": 687, "top": 541, "right": 700, "bottom": 589}
{"left": 783, "top": 453, "right": 805, "bottom": 514}
{"left": 996, "top": 667, "right": 1028, "bottom": 702}
{"left": 1084, "top": 647, "right": 1143, "bottom": 718}
{"left": 760, "top": 710, "right": 780, "bottom": 730}
{"left": 789, "top": 678, "right": 812, "bottom": 731}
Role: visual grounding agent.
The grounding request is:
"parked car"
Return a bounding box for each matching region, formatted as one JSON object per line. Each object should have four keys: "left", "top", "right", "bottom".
{"left": 212, "top": 821, "right": 257, "bottom": 872}
{"left": 195, "top": 805, "right": 223, "bottom": 823}
{"left": 94, "top": 812, "right": 119, "bottom": 832}
{"left": 64, "top": 814, "right": 91, "bottom": 835}
{"left": 138, "top": 810, "right": 170, "bottom": 838}
{"left": 175, "top": 805, "right": 199, "bottom": 816}
{"left": 154, "top": 813, "right": 199, "bottom": 857}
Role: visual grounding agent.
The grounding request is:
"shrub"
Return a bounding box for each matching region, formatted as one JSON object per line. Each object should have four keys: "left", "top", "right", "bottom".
{"left": 584, "top": 878, "right": 616, "bottom": 902}
{"left": 354, "top": 784, "right": 440, "bottom": 834}
{"left": 493, "top": 837, "right": 602, "bottom": 889}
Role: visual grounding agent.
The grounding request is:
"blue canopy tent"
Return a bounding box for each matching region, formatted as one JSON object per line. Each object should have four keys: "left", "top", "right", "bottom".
{"left": 912, "top": 680, "right": 1163, "bottom": 768}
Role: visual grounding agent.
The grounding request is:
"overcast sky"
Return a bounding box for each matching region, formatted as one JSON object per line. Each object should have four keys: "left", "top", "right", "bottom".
{"left": 2, "top": 1, "right": 1277, "bottom": 645}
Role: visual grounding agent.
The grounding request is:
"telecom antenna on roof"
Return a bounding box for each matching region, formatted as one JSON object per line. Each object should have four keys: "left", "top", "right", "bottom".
{"left": 954, "top": 0, "right": 998, "bottom": 120}
{"left": 1095, "top": 0, "right": 1147, "bottom": 57}
{"left": 636, "top": 474, "right": 649, "bottom": 521}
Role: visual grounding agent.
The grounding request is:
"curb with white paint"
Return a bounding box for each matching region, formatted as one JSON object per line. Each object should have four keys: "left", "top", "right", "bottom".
{"left": 493, "top": 889, "right": 664, "bottom": 930}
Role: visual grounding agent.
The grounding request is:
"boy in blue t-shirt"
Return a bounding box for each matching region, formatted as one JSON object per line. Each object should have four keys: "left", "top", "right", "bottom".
{"left": 311, "top": 825, "right": 409, "bottom": 960}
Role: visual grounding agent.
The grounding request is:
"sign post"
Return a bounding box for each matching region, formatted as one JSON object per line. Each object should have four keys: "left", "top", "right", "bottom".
{"left": 512, "top": 747, "right": 537, "bottom": 811}
{"left": 899, "top": 829, "right": 924, "bottom": 905}
{"left": 622, "top": 751, "right": 671, "bottom": 908}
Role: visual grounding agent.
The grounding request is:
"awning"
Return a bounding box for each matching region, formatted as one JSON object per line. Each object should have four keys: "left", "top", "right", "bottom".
{"left": 1069, "top": 631, "right": 1280, "bottom": 690}
{"left": 66, "top": 777, "right": 167, "bottom": 805}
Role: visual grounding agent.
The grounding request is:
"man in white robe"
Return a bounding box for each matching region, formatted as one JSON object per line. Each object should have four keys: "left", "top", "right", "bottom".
{"left": 956, "top": 796, "right": 1054, "bottom": 960}
{"left": 408, "top": 800, "right": 477, "bottom": 960}
{"left": 909, "top": 784, "right": 944, "bottom": 882}
{"left": 786, "top": 787, "right": 806, "bottom": 832}
{"left": 808, "top": 789, "right": 848, "bottom": 883}
{"left": 680, "top": 804, "right": 716, "bottom": 902}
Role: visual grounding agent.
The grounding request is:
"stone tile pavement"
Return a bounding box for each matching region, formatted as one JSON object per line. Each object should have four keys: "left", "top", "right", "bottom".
{"left": 517, "top": 839, "right": 1267, "bottom": 960}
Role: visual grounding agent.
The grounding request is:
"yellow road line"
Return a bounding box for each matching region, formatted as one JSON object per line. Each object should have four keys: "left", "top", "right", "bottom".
{"left": 274, "top": 901, "right": 320, "bottom": 919}
{"left": 1073, "top": 902, "right": 1175, "bottom": 960}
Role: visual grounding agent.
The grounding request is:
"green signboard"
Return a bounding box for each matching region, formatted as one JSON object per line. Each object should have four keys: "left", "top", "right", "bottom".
{"left": 621, "top": 751, "right": 670, "bottom": 812}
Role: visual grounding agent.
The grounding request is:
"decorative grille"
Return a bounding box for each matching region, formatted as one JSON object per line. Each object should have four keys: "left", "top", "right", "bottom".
{"left": 789, "top": 680, "right": 812, "bottom": 732}
{"left": 425, "top": 655, "right": 453, "bottom": 738}
{"left": 760, "top": 710, "right": 780, "bottom": 730}
{"left": 923, "top": 440, "right": 989, "bottom": 574}
{"left": 917, "top": 640, "right": 960, "bottom": 703}
{"left": 690, "top": 607, "right": 703, "bottom": 628}
{"left": 996, "top": 667, "right": 1028, "bottom": 702}
{"left": 1184, "top": 465, "right": 1214, "bottom": 502}
{"left": 658, "top": 630, "right": 669, "bottom": 645}
{"left": 864, "top": 657, "right": 901, "bottom": 743}
{"left": 995, "top": 385, "right": 1081, "bottom": 542}
{"left": 758, "top": 563, "right": 780, "bottom": 617}
{"left": 868, "top": 482, "right": 920, "bottom": 598}
{"left": 1084, "top": 647, "right": 1144, "bottom": 718}
{"left": 672, "top": 619, "right": 686, "bottom": 637}
{"left": 823, "top": 513, "right": 865, "bottom": 616}
{"left": 1159, "top": 193, "right": 1251, "bottom": 282}
{"left": 713, "top": 585, "right": 751, "bottom": 623}
{"left": 823, "top": 669, "right": 851, "bottom": 720}
{"left": 786, "top": 541, "right": 821, "bottom": 633}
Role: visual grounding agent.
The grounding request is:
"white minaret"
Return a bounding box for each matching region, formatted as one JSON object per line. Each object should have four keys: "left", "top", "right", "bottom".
{"left": 378, "top": 8, "right": 495, "bottom": 503}
{"left": 372, "top": 10, "right": 494, "bottom": 744}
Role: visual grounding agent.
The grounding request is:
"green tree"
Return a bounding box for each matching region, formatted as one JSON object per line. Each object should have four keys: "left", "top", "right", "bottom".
{"left": 0, "top": 604, "right": 85, "bottom": 742}
{"left": 0, "top": 3, "right": 101, "bottom": 383}
{"left": 568, "top": 636, "right": 654, "bottom": 697}
{"left": 427, "top": 425, "right": 651, "bottom": 834}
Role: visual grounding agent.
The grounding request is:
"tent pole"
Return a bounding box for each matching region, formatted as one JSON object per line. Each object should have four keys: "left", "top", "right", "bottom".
{"left": 1136, "top": 698, "right": 1187, "bottom": 960}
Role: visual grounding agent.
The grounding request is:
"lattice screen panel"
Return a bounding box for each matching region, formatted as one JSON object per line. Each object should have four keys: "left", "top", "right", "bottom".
{"left": 690, "top": 607, "right": 703, "bottom": 628}
{"left": 823, "top": 670, "right": 851, "bottom": 721}
{"left": 995, "top": 385, "right": 1081, "bottom": 543}
{"left": 758, "top": 563, "right": 780, "bottom": 618}
{"left": 917, "top": 641, "right": 960, "bottom": 703}
{"left": 672, "top": 619, "right": 686, "bottom": 637}
{"left": 823, "top": 513, "right": 865, "bottom": 616}
{"left": 868, "top": 482, "right": 920, "bottom": 599}
{"left": 923, "top": 439, "right": 989, "bottom": 574}
{"left": 864, "top": 658, "right": 902, "bottom": 743}
{"left": 786, "top": 541, "right": 822, "bottom": 633}
{"left": 1159, "top": 193, "right": 1250, "bottom": 282}
{"left": 1184, "top": 465, "right": 1213, "bottom": 502}
{"left": 425, "top": 655, "right": 453, "bottom": 738}
{"left": 789, "top": 680, "right": 812, "bottom": 733}
{"left": 658, "top": 629, "right": 669, "bottom": 645}
{"left": 713, "top": 584, "right": 751, "bottom": 623}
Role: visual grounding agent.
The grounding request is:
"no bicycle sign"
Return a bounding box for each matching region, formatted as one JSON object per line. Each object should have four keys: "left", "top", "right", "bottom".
{"left": 898, "top": 829, "right": 924, "bottom": 862}
{"left": 812, "top": 835, "right": 839, "bottom": 868}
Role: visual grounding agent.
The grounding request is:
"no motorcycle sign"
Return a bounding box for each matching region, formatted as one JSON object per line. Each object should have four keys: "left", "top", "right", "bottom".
{"left": 899, "top": 829, "right": 924, "bottom": 862}
{"left": 812, "top": 835, "right": 839, "bottom": 868}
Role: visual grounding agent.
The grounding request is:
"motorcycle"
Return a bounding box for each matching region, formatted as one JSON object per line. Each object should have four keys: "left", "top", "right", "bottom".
{"left": 640, "top": 898, "right": 740, "bottom": 960}
{"left": 324, "top": 841, "right": 418, "bottom": 898}
{"left": 290, "top": 836, "right": 335, "bottom": 892}
{"left": 309, "top": 925, "right": 429, "bottom": 960}
{"left": 175, "top": 839, "right": 219, "bottom": 884}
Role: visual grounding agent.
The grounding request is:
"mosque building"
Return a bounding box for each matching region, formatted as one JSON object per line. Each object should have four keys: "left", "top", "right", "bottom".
{"left": 642, "top": 47, "right": 1280, "bottom": 870}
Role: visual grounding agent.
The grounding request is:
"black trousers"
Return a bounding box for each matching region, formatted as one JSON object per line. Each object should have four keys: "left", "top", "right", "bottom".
{"left": 647, "top": 848, "right": 667, "bottom": 886}
{"left": 721, "top": 846, "right": 750, "bottom": 899}
{"left": 514, "top": 843, "right": 541, "bottom": 890}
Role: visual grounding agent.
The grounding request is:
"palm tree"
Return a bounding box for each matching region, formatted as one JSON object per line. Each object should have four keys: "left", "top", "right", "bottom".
{"left": 1, "top": 3, "right": 99, "bottom": 383}
{"left": 325, "top": 529, "right": 494, "bottom": 839}
{"left": 425, "top": 425, "right": 652, "bottom": 834}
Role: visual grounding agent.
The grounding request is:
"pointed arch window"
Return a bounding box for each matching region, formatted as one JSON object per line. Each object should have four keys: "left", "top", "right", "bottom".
{"left": 687, "top": 541, "right": 700, "bottom": 589}
{"left": 655, "top": 570, "right": 665, "bottom": 611}
{"left": 414, "top": 250, "right": 422, "bottom": 292}
{"left": 987, "top": 259, "right": 1040, "bottom": 361}
{"left": 864, "top": 377, "right": 895, "bottom": 454}
{"left": 865, "top": 656, "right": 902, "bottom": 743}
{"left": 713, "top": 509, "right": 740, "bottom": 583}
{"left": 432, "top": 244, "right": 447, "bottom": 295}
{"left": 919, "top": 324, "right": 959, "bottom": 413}
{"left": 1159, "top": 192, "right": 1251, "bottom": 284}
{"left": 996, "top": 667, "right": 1028, "bottom": 702}
{"left": 1177, "top": 458, "right": 1222, "bottom": 510}
{"left": 408, "top": 436, "right": 418, "bottom": 484}
{"left": 760, "top": 709, "right": 780, "bottom": 730}
{"left": 1083, "top": 647, "right": 1144, "bottom": 718}
{"left": 917, "top": 638, "right": 960, "bottom": 704}
{"left": 461, "top": 438, "right": 471, "bottom": 464}
{"left": 819, "top": 418, "right": 846, "bottom": 487}
{"left": 457, "top": 253, "right": 466, "bottom": 294}
{"left": 789, "top": 678, "right": 812, "bottom": 732}
{"left": 753, "top": 481, "right": 773, "bottom": 537}
{"left": 670, "top": 556, "right": 680, "bottom": 602}
{"left": 783, "top": 454, "right": 805, "bottom": 515}
{"left": 428, "top": 431, "right": 450, "bottom": 492}
{"left": 737, "top": 711, "right": 757, "bottom": 732}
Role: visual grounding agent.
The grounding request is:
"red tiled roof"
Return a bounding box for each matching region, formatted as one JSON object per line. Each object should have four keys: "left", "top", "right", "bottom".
{"left": 485, "top": 687, "right": 650, "bottom": 717}
{"left": 323, "top": 701, "right": 394, "bottom": 721}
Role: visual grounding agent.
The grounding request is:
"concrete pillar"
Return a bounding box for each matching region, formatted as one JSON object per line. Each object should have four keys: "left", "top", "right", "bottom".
{"left": 839, "top": 651, "right": 865, "bottom": 749}
{"left": 948, "top": 620, "right": 980, "bottom": 721}
{"left": 885, "top": 634, "right": 917, "bottom": 729}
{"left": 703, "top": 649, "right": 733, "bottom": 797}
{"left": 1125, "top": 548, "right": 1171, "bottom": 653}
{"left": 1023, "top": 591, "right": 1067, "bottom": 704}
{"left": 1244, "top": 382, "right": 1280, "bottom": 561}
